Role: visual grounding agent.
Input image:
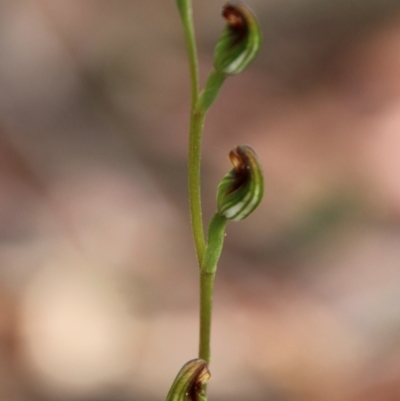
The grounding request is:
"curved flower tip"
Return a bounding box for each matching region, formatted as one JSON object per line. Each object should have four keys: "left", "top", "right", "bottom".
{"left": 217, "top": 145, "right": 264, "bottom": 221}
{"left": 166, "top": 359, "right": 211, "bottom": 401}
{"left": 214, "top": 2, "right": 262, "bottom": 75}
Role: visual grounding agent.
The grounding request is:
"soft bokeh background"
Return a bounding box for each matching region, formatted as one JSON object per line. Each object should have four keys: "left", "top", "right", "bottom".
{"left": 1, "top": 1, "right": 400, "bottom": 400}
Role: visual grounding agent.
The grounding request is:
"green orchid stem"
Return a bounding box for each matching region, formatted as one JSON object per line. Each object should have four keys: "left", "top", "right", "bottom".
{"left": 198, "top": 271, "right": 215, "bottom": 364}
{"left": 199, "top": 213, "right": 228, "bottom": 363}
{"left": 189, "top": 110, "right": 206, "bottom": 265}
{"left": 177, "top": 0, "right": 206, "bottom": 265}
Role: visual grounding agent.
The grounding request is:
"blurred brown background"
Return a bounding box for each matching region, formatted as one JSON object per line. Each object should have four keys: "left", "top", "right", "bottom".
{"left": 1, "top": 1, "right": 400, "bottom": 400}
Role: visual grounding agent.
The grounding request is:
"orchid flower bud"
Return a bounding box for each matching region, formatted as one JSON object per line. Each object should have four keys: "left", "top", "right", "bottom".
{"left": 166, "top": 359, "right": 211, "bottom": 401}
{"left": 217, "top": 145, "right": 264, "bottom": 221}
{"left": 214, "top": 2, "right": 262, "bottom": 75}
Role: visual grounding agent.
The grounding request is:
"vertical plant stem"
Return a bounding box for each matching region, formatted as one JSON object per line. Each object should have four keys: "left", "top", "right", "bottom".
{"left": 199, "top": 213, "right": 228, "bottom": 362}
{"left": 189, "top": 111, "right": 206, "bottom": 264}
{"left": 179, "top": 0, "right": 206, "bottom": 265}
{"left": 199, "top": 271, "right": 215, "bottom": 363}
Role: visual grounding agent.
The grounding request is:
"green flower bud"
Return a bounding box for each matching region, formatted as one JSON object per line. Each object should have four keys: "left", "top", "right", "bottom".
{"left": 217, "top": 145, "right": 264, "bottom": 221}
{"left": 166, "top": 359, "right": 211, "bottom": 401}
{"left": 214, "top": 2, "right": 262, "bottom": 75}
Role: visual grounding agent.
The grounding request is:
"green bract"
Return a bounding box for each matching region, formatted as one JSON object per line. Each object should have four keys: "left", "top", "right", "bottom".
{"left": 166, "top": 359, "right": 211, "bottom": 401}
{"left": 175, "top": 0, "right": 186, "bottom": 16}
{"left": 217, "top": 145, "right": 264, "bottom": 221}
{"left": 214, "top": 2, "right": 262, "bottom": 75}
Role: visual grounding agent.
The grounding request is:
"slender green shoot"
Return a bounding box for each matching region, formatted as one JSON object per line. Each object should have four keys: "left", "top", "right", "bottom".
{"left": 176, "top": 0, "right": 206, "bottom": 265}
